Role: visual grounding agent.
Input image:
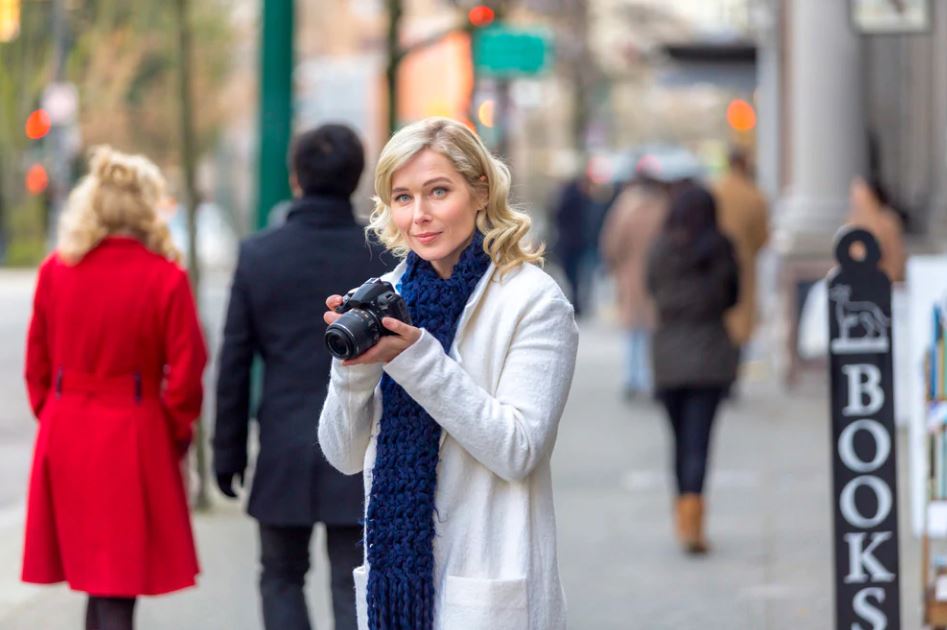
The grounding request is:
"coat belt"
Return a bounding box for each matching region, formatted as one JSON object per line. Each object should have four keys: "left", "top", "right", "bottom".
{"left": 54, "top": 368, "right": 160, "bottom": 404}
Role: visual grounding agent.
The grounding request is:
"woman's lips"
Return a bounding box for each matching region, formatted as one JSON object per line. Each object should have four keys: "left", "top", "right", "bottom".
{"left": 414, "top": 232, "right": 441, "bottom": 245}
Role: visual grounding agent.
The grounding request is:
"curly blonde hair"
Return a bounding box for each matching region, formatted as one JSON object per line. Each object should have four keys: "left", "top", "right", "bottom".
{"left": 368, "top": 117, "right": 543, "bottom": 275}
{"left": 57, "top": 145, "right": 181, "bottom": 265}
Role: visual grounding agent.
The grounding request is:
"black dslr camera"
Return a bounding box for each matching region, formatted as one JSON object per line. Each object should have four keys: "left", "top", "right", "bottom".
{"left": 324, "top": 278, "right": 413, "bottom": 360}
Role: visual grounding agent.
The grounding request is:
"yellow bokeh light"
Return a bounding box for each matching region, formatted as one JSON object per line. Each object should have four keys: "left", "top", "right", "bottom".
{"left": 478, "top": 99, "right": 495, "bottom": 128}
{"left": 423, "top": 100, "right": 452, "bottom": 118}
{"left": 0, "top": 0, "right": 21, "bottom": 43}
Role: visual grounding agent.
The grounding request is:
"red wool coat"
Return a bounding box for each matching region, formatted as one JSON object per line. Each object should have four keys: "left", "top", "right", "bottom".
{"left": 21, "top": 237, "right": 207, "bottom": 596}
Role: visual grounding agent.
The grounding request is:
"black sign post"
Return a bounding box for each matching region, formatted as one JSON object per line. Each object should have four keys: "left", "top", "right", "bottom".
{"left": 828, "top": 227, "right": 900, "bottom": 629}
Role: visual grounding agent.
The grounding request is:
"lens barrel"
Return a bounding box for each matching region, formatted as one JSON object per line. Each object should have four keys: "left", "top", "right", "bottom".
{"left": 325, "top": 309, "right": 381, "bottom": 359}
{"left": 325, "top": 327, "right": 356, "bottom": 359}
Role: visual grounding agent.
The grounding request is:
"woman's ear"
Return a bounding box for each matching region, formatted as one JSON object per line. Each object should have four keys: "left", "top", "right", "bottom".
{"left": 475, "top": 186, "right": 488, "bottom": 213}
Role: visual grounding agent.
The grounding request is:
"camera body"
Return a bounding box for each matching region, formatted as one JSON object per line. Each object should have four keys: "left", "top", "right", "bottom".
{"left": 324, "top": 278, "right": 412, "bottom": 360}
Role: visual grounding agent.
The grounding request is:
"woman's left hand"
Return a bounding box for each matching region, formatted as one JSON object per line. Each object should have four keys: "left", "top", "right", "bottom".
{"left": 342, "top": 317, "right": 422, "bottom": 366}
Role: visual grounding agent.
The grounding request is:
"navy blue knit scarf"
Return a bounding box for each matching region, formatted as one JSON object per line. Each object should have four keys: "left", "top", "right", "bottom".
{"left": 365, "top": 232, "right": 490, "bottom": 630}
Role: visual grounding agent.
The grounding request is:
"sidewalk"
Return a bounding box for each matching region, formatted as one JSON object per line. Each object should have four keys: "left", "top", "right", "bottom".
{"left": 0, "top": 500, "right": 336, "bottom": 630}
{"left": 0, "top": 318, "right": 924, "bottom": 629}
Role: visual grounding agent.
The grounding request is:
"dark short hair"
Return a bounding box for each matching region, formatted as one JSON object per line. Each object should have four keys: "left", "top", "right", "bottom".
{"left": 290, "top": 124, "right": 365, "bottom": 198}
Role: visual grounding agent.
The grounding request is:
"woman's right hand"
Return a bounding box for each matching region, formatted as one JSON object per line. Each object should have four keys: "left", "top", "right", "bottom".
{"left": 324, "top": 295, "right": 343, "bottom": 326}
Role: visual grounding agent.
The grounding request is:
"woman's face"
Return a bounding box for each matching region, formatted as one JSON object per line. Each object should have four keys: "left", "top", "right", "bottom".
{"left": 390, "top": 148, "right": 486, "bottom": 278}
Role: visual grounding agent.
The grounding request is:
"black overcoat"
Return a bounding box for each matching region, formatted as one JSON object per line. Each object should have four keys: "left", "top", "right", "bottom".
{"left": 213, "top": 195, "right": 393, "bottom": 526}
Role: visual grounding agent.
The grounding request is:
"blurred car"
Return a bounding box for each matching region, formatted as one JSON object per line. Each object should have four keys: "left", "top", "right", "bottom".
{"left": 628, "top": 144, "right": 706, "bottom": 184}
{"left": 583, "top": 144, "right": 705, "bottom": 188}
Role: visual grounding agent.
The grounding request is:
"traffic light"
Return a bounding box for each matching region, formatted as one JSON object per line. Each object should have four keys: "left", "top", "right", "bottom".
{"left": 25, "top": 109, "right": 51, "bottom": 140}
{"left": 24, "top": 108, "right": 51, "bottom": 196}
{"left": 468, "top": 5, "right": 495, "bottom": 28}
{"left": 0, "top": 0, "right": 20, "bottom": 43}
{"left": 25, "top": 164, "right": 48, "bottom": 196}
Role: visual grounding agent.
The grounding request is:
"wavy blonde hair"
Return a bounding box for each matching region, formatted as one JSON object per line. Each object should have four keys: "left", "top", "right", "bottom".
{"left": 368, "top": 117, "right": 543, "bottom": 275}
{"left": 57, "top": 145, "right": 181, "bottom": 265}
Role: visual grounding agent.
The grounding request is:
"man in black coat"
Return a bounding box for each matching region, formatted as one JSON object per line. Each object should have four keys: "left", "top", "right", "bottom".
{"left": 214, "top": 124, "right": 391, "bottom": 630}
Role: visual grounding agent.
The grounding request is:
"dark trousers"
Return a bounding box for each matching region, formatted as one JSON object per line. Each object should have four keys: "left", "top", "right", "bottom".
{"left": 660, "top": 387, "right": 724, "bottom": 495}
{"left": 560, "top": 251, "right": 584, "bottom": 317}
{"left": 259, "top": 523, "right": 362, "bottom": 630}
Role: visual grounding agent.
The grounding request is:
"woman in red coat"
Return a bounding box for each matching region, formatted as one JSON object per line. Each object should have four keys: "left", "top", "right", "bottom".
{"left": 21, "top": 146, "right": 208, "bottom": 630}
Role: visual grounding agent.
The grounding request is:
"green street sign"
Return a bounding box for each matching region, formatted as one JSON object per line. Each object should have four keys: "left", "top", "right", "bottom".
{"left": 473, "top": 26, "right": 551, "bottom": 77}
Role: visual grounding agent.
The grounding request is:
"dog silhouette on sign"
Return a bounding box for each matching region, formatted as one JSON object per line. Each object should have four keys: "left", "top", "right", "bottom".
{"left": 829, "top": 284, "right": 890, "bottom": 353}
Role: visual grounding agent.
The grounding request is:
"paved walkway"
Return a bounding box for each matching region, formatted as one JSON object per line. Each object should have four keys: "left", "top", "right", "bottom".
{"left": 0, "top": 316, "right": 924, "bottom": 629}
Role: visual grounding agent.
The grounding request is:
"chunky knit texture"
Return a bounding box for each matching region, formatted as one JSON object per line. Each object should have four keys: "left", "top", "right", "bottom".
{"left": 366, "top": 233, "right": 491, "bottom": 630}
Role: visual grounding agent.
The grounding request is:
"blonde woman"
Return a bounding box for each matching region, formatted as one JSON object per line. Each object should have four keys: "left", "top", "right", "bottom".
{"left": 22, "top": 146, "right": 207, "bottom": 630}
{"left": 318, "top": 118, "right": 579, "bottom": 630}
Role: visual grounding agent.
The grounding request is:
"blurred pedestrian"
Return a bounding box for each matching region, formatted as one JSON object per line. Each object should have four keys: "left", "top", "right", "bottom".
{"left": 712, "top": 148, "right": 769, "bottom": 353}
{"left": 647, "top": 184, "right": 739, "bottom": 554}
{"left": 22, "top": 146, "right": 207, "bottom": 630}
{"left": 319, "top": 117, "right": 578, "bottom": 630}
{"left": 214, "top": 124, "right": 391, "bottom": 630}
{"left": 846, "top": 175, "right": 906, "bottom": 282}
{"left": 600, "top": 176, "right": 668, "bottom": 399}
{"left": 551, "top": 165, "right": 616, "bottom": 317}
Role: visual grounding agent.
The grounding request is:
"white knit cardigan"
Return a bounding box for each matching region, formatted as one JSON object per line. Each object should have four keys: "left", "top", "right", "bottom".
{"left": 318, "top": 259, "right": 579, "bottom": 630}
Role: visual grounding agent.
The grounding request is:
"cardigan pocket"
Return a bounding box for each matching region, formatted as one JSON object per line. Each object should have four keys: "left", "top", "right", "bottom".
{"left": 441, "top": 575, "right": 528, "bottom": 630}
{"left": 353, "top": 565, "right": 369, "bottom": 630}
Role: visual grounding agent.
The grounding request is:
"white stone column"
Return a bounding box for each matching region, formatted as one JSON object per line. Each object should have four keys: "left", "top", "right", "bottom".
{"left": 926, "top": 3, "right": 947, "bottom": 237}
{"left": 753, "top": 0, "right": 781, "bottom": 202}
{"left": 776, "top": 0, "right": 866, "bottom": 255}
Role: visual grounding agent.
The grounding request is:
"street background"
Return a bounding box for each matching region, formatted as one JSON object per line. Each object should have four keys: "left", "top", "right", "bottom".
{"left": 2, "top": 0, "right": 947, "bottom": 627}
{"left": 0, "top": 268, "right": 925, "bottom": 628}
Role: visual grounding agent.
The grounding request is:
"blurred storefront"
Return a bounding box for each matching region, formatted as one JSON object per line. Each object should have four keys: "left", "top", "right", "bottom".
{"left": 750, "top": 0, "right": 947, "bottom": 383}
{"left": 758, "top": 0, "right": 946, "bottom": 253}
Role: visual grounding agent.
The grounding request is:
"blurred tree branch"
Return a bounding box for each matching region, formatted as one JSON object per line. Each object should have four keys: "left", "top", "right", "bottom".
{"left": 0, "top": 0, "right": 55, "bottom": 263}
{"left": 172, "top": 0, "right": 209, "bottom": 511}
{"left": 70, "top": 0, "right": 234, "bottom": 171}
{"left": 0, "top": 0, "right": 236, "bottom": 264}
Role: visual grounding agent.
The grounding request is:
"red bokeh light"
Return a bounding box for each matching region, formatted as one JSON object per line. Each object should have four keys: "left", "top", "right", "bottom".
{"left": 25, "top": 109, "right": 51, "bottom": 140}
{"left": 25, "top": 163, "right": 49, "bottom": 195}
{"left": 468, "top": 5, "right": 495, "bottom": 27}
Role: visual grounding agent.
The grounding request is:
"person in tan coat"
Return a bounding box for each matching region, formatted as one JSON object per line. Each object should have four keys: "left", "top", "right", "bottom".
{"left": 712, "top": 149, "right": 770, "bottom": 349}
{"left": 846, "top": 176, "right": 906, "bottom": 282}
{"left": 601, "top": 177, "right": 669, "bottom": 398}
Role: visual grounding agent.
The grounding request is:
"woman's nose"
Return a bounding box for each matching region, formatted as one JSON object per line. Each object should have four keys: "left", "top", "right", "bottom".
{"left": 412, "top": 201, "right": 431, "bottom": 223}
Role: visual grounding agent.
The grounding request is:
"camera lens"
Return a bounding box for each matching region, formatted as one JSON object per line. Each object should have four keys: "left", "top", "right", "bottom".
{"left": 325, "top": 309, "right": 380, "bottom": 359}
{"left": 325, "top": 327, "right": 356, "bottom": 359}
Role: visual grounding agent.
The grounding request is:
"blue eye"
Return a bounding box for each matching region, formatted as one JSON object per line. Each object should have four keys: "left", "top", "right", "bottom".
{"left": 394, "top": 193, "right": 411, "bottom": 204}
{"left": 432, "top": 187, "right": 448, "bottom": 198}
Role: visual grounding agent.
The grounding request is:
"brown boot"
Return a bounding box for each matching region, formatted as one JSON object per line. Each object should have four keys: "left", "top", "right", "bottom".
{"left": 674, "top": 497, "right": 688, "bottom": 544}
{"left": 678, "top": 493, "right": 709, "bottom": 554}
